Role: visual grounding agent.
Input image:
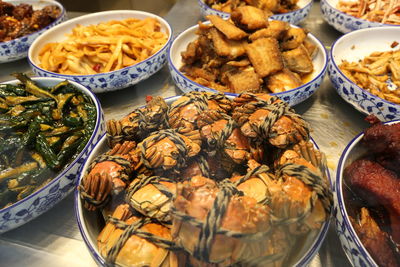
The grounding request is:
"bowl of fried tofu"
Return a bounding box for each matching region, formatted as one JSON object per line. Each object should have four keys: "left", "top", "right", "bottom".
{"left": 335, "top": 119, "right": 400, "bottom": 267}
{"left": 198, "top": 0, "right": 313, "bottom": 25}
{"left": 168, "top": 6, "right": 327, "bottom": 106}
{"left": 328, "top": 26, "right": 400, "bottom": 121}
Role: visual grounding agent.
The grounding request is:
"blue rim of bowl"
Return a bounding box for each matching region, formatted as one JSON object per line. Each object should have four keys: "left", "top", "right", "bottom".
{"left": 321, "top": 0, "right": 400, "bottom": 27}
{"left": 0, "top": 77, "right": 102, "bottom": 215}
{"left": 198, "top": 0, "right": 313, "bottom": 17}
{"left": 168, "top": 22, "right": 328, "bottom": 101}
{"left": 330, "top": 26, "right": 400, "bottom": 108}
{"left": 28, "top": 10, "right": 173, "bottom": 79}
{"left": 335, "top": 119, "right": 400, "bottom": 265}
{"left": 75, "top": 115, "right": 332, "bottom": 266}
{"left": 0, "top": 0, "right": 66, "bottom": 47}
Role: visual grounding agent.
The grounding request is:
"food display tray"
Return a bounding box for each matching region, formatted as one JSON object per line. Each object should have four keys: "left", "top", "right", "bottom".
{"left": 0, "top": 0, "right": 363, "bottom": 266}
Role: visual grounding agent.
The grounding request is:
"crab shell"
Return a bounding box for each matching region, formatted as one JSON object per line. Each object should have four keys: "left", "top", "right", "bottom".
{"left": 98, "top": 204, "right": 178, "bottom": 267}
{"left": 172, "top": 176, "right": 271, "bottom": 266}
{"left": 127, "top": 176, "right": 176, "bottom": 223}
{"left": 137, "top": 130, "right": 201, "bottom": 171}
{"left": 106, "top": 96, "right": 169, "bottom": 146}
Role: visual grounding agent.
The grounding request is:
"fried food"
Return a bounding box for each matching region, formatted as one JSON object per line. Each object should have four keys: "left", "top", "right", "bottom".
{"left": 180, "top": 6, "right": 315, "bottom": 94}
{"left": 337, "top": 0, "right": 400, "bottom": 25}
{"left": 205, "top": 0, "right": 300, "bottom": 14}
{"left": 38, "top": 17, "right": 168, "bottom": 75}
{"left": 339, "top": 49, "right": 400, "bottom": 104}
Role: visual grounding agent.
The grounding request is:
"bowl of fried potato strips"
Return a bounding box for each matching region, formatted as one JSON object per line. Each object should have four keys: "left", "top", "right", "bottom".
{"left": 0, "top": 0, "right": 66, "bottom": 63}
{"left": 335, "top": 118, "right": 400, "bottom": 267}
{"left": 0, "top": 74, "right": 105, "bottom": 233}
{"left": 320, "top": 0, "right": 400, "bottom": 33}
{"left": 75, "top": 91, "right": 333, "bottom": 267}
{"left": 328, "top": 26, "right": 400, "bottom": 121}
{"left": 168, "top": 6, "right": 328, "bottom": 106}
{"left": 198, "top": 0, "right": 313, "bottom": 25}
{"left": 28, "top": 10, "right": 172, "bottom": 93}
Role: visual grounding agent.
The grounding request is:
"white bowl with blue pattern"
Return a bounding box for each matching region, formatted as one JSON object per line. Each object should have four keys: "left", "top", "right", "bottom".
{"left": 0, "top": 77, "right": 105, "bottom": 234}
{"left": 0, "top": 0, "right": 66, "bottom": 63}
{"left": 28, "top": 10, "right": 173, "bottom": 93}
{"left": 320, "top": 0, "right": 400, "bottom": 34}
{"left": 198, "top": 0, "right": 313, "bottom": 25}
{"left": 328, "top": 26, "right": 400, "bottom": 121}
{"left": 168, "top": 22, "right": 327, "bottom": 107}
{"left": 75, "top": 95, "right": 333, "bottom": 266}
{"left": 334, "top": 120, "right": 400, "bottom": 267}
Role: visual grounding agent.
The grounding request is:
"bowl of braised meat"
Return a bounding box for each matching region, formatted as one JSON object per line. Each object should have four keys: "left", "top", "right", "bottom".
{"left": 76, "top": 91, "right": 333, "bottom": 267}
{"left": 0, "top": 0, "right": 65, "bottom": 63}
{"left": 320, "top": 0, "right": 400, "bottom": 34}
{"left": 168, "top": 6, "right": 327, "bottom": 106}
{"left": 329, "top": 26, "right": 400, "bottom": 121}
{"left": 198, "top": 0, "right": 313, "bottom": 25}
{"left": 335, "top": 117, "right": 400, "bottom": 267}
{"left": 0, "top": 74, "right": 105, "bottom": 233}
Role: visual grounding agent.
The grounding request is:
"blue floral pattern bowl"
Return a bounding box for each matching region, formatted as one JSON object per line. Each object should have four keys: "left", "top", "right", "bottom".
{"left": 0, "top": 77, "right": 105, "bottom": 234}
{"left": 28, "top": 10, "right": 172, "bottom": 93}
{"left": 168, "top": 22, "right": 327, "bottom": 107}
{"left": 75, "top": 95, "right": 333, "bottom": 266}
{"left": 334, "top": 120, "right": 400, "bottom": 267}
{"left": 320, "top": 0, "right": 400, "bottom": 34}
{"left": 328, "top": 26, "right": 400, "bottom": 121}
{"left": 198, "top": 0, "right": 313, "bottom": 25}
{"left": 0, "top": 0, "right": 66, "bottom": 63}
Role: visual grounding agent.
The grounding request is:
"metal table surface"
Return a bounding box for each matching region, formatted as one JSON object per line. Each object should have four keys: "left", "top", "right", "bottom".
{"left": 0, "top": 0, "right": 366, "bottom": 266}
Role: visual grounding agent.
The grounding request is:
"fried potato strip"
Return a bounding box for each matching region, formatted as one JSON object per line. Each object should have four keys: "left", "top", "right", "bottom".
{"left": 38, "top": 18, "right": 168, "bottom": 75}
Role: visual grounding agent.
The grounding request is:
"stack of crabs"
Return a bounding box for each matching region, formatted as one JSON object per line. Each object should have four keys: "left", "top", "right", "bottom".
{"left": 79, "top": 91, "right": 332, "bottom": 267}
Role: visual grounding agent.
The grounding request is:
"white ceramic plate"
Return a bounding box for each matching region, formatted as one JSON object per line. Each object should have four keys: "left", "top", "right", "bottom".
{"left": 328, "top": 26, "right": 400, "bottom": 121}
{"left": 28, "top": 10, "right": 173, "bottom": 93}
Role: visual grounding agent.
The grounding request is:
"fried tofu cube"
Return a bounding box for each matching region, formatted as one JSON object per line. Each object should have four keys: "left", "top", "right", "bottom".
{"left": 209, "top": 27, "right": 246, "bottom": 58}
{"left": 282, "top": 44, "right": 314, "bottom": 75}
{"left": 226, "top": 67, "right": 261, "bottom": 93}
{"left": 231, "top": 6, "right": 269, "bottom": 31}
{"left": 206, "top": 15, "right": 248, "bottom": 40}
{"left": 266, "top": 68, "right": 302, "bottom": 93}
{"left": 245, "top": 37, "right": 283, "bottom": 77}
{"left": 249, "top": 20, "right": 290, "bottom": 41}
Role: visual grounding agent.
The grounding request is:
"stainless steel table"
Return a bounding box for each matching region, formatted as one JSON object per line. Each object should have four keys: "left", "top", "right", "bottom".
{"left": 0, "top": 1, "right": 366, "bottom": 266}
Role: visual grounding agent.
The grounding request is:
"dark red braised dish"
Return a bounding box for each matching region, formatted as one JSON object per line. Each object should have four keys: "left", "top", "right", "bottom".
{"left": 344, "top": 116, "right": 400, "bottom": 267}
{"left": 0, "top": 0, "right": 61, "bottom": 42}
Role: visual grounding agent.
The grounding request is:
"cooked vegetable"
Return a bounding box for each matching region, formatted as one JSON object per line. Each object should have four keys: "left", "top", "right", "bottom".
{"left": 0, "top": 74, "right": 96, "bottom": 209}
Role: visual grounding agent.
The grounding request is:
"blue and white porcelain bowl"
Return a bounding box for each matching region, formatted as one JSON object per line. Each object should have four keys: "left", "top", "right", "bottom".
{"left": 75, "top": 95, "right": 332, "bottom": 266}
{"left": 0, "top": 0, "right": 66, "bottom": 63}
{"left": 198, "top": 0, "right": 313, "bottom": 25}
{"left": 328, "top": 26, "right": 400, "bottom": 121}
{"left": 28, "top": 10, "right": 173, "bottom": 93}
{"left": 334, "top": 120, "right": 400, "bottom": 267}
{"left": 168, "top": 23, "right": 327, "bottom": 107}
{"left": 0, "top": 77, "right": 105, "bottom": 234}
{"left": 320, "top": 0, "right": 400, "bottom": 33}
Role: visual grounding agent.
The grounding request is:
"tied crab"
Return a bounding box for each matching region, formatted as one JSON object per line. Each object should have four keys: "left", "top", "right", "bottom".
{"left": 98, "top": 204, "right": 182, "bottom": 267}
{"left": 79, "top": 141, "right": 137, "bottom": 211}
{"left": 168, "top": 91, "right": 232, "bottom": 144}
{"left": 171, "top": 176, "right": 277, "bottom": 266}
{"left": 196, "top": 109, "right": 264, "bottom": 173}
{"left": 106, "top": 96, "right": 169, "bottom": 147}
{"left": 232, "top": 93, "right": 309, "bottom": 148}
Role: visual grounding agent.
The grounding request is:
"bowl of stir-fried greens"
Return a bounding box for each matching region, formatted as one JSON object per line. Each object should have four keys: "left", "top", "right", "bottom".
{"left": 0, "top": 74, "right": 105, "bottom": 233}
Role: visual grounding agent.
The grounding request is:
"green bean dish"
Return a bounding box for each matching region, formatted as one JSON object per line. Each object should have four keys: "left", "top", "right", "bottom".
{"left": 0, "top": 73, "right": 97, "bottom": 209}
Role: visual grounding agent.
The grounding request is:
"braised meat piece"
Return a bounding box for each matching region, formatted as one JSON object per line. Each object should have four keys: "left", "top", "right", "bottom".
{"left": 362, "top": 122, "right": 400, "bottom": 173}
{"left": 226, "top": 67, "right": 261, "bottom": 93}
{"left": 249, "top": 20, "right": 289, "bottom": 41}
{"left": 206, "top": 14, "right": 248, "bottom": 40}
{"left": 351, "top": 208, "right": 399, "bottom": 267}
{"left": 230, "top": 5, "right": 269, "bottom": 31}
{"left": 345, "top": 159, "right": 400, "bottom": 244}
{"left": 266, "top": 68, "right": 302, "bottom": 93}
{"left": 0, "top": 1, "right": 14, "bottom": 16}
{"left": 12, "top": 3, "right": 32, "bottom": 20}
{"left": 209, "top": 27, "right": 246, "bottom": 58}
